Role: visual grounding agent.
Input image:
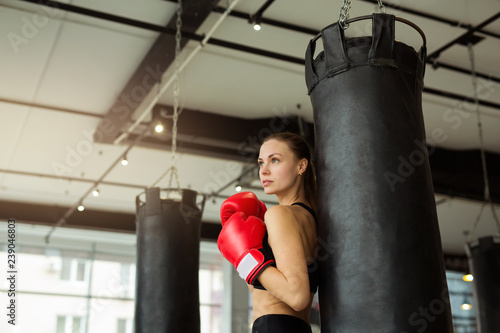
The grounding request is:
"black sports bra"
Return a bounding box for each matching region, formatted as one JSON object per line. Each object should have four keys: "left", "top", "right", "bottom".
{"left": 254, "top": 202, "right": 319, "bottom": 293}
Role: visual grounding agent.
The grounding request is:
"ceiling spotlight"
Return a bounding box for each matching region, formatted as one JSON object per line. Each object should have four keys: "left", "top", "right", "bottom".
{"left": 77, "top": 204, "right": 85, "bottom": 212}
{"left": 121, "top": 156, "right": 128, "bottom": 166}
{"left": 235, "top": 185, "right": 242, "bottom": 192}
{"left": 250, "top": 15, "right": 262, "bottom": 31}
{"left": 155, "top": 124, "right": 164, "bottom": 133}
{"left": 463, "top": 274, "right": 474, "bottom": 282}
{"left": 460, "top": 302, "right": 472, "bottom": 311}
{"left": 92, "top": 189, "right": 100, "bottom": 197}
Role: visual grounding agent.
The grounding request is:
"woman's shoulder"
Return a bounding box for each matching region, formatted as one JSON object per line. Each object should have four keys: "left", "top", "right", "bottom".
{"left": 265, "top": 204, "right": 293, "bottom": 219}
{"left": 264, "top": 205, "right": 302, "bottom": 226}
{"left": 264, "top": 206, "right": 302, "bottom": 244}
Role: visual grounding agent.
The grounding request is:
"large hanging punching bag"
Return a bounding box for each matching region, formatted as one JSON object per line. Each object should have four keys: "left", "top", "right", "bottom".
{"left": 466, "top": 236, "right": 500, "bottom": 332}
{"left": 305, "top": 14, "right": 454, "bottom": 332}
{"left": 135, "top": 188, "right": 204, "bottom": 333}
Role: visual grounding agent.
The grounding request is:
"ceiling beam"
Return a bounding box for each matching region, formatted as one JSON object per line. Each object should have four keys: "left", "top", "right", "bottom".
{"left": 249, "top": 0, "right": 275, "bottom": 26}
{"left": 358, "top": 0, "right": 500, "bottom": 40}
{"left": 123, "top": 104, "right": 315, "bottom": 162}
{"left": 430, "top": 149, "right": 500, "bottom": 204}
{"left": 427, "top": 11, "right": 500, "bottom": 61}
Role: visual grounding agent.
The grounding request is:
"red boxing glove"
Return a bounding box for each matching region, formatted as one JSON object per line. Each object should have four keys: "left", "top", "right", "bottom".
{"left": 220, "top": 191, "right": 267, "bottom": 226}
{"left": 217, "top": 212, "right": 275, "bottom": 285}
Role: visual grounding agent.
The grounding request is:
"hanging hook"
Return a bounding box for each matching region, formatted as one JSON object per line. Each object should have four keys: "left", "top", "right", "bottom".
{"left": 338, "top": 0, "right": 352, "bottom": 30}
{"left": 377, "top": 0, "right": 386, "bottom": 14}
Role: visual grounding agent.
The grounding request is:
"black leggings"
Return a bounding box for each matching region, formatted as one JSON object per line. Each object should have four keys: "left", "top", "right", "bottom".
{"left": 252, "top": 314, "right": 312, "bottom": 333}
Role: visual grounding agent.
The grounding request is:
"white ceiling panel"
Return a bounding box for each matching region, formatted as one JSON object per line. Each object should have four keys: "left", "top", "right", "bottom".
{"left": 0, "top": 105, "right": 30, "bottom": 169}
{"left": 159, "top": 43, "right": 311, "bottom": 120}
{"left": 437, "top": 195, "right": 500, "bottom": 254}
{"left": 199, "top": 14, "right": 312, "bottom": 59}
{"left": 6, "top": 109, "right": 124, "bottom": 177}
{"left": 69, "top": 0, "right": 175, "bottom": 32}
{"left": 422, "top": 94, "right": 500, "bottom": 152}
{"left": 0, "top": 173, "right": 90, "bottom": 206}
{"left": 33, "top": 21, "right": 159, "bottom": 113}
{"left": 0, "top": 6, "right": 63, "bottom": 101}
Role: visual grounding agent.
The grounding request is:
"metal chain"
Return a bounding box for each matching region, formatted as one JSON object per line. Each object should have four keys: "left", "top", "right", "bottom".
{"left": 338, "top": 0, "right": 352, "bottom": 30}
{"left": 169, "top": 0, "right": 182, "bottom": 189}
{"left": 150, "top": 0, "right": 182, "bottom": 190}
{"left": 466, "top": 42, "right": 500, "bottom": 240}
{"left": 377, "top": 0, "right": 386, "bottom": 13}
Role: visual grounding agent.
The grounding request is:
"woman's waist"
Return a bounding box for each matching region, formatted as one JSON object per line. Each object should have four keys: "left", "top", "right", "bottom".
{"left": 252, "top": 291, "right": 312, "bottom": 323}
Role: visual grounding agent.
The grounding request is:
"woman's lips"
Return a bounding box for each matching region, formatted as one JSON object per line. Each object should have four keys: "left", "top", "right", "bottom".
{"left": 262, "top": 180, "right": 272, "bottom": 187}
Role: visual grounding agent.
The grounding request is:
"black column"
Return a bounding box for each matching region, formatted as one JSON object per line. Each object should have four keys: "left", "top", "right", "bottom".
{"left": 134, "top": 188, "right": 203, "bottom": 333}
{"left": 305, "top": 14, "right": 454, "bottom": 332}
{"left": 466, "top": 236, "right": 500, "bottom": 332}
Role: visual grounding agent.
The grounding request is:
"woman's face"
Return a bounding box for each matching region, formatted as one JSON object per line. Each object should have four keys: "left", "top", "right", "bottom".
{"left": 258, "top": 139, "right": 302, "bottom": 196}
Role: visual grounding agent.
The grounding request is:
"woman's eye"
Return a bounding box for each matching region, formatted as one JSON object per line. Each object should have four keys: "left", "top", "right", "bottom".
{"left": 258, "top": 161, "right": 264, "bottom": 167}
{"left": 272, "top": 158, "right": 279, "bottom": 163}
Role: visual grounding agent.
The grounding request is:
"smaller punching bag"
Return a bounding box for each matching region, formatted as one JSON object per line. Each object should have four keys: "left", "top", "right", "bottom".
{"left": 466, "top": 236, "right": 500, "bottom": 333}
{"left": 135, "top": 188, "right": 204, "bottom": 333}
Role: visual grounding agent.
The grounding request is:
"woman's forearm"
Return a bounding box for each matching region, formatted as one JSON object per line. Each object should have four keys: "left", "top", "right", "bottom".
{"left": 257, "top": 267, "right": 310, "bottom": 312}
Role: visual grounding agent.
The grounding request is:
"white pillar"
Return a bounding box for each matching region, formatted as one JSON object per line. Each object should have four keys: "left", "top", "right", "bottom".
{"left": 222, "top": 261, "right": 250, "bottom": 333}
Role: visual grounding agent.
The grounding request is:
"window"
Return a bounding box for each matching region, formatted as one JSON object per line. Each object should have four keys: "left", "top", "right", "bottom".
{"left": 56, "top": 315, "right": 85, "bottom": 333}
{"left": 120, "top": 263, "right": 136, "bottom": 298}
{"left": 199, "top": 264, "right": 224, "bottom": 333}
{"left": 117, "top": 318, "right": 133, "bottom": 333}
{"left": 0, "top": 222, "right": 224, "bottom": 333}
{"left": 61, "top": 258, "right": 88, "bottom": 282}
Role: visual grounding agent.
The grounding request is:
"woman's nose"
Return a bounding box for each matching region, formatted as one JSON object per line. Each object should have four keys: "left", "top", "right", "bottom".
{"left": 260, "top": 164, "right": 269, "bottom": 175}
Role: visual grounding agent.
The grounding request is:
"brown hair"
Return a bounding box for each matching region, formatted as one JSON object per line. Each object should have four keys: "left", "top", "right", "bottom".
{"left": 262, "top": 132, "right": 317, "bottom": 213}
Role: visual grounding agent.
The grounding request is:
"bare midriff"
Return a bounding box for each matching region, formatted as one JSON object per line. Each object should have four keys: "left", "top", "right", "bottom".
{"left": 250, "top": 286, "right": 314, "bottom": 323}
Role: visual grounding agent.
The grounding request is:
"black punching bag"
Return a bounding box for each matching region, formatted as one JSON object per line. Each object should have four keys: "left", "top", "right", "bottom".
{"left": 466, "top": 236, "right": 500, "bottom": 332}
{"left": 135, "top": 188, "right": 203, "bottom": 333}
{"left": 305, "top": 14, "right": 454, "bottom": 332}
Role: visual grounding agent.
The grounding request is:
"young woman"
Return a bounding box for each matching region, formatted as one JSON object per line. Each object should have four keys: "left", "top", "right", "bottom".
{"left": 251, "top": 132, "right": 318, "bottom": 333}
{"left": 217, "top": 132, "right": 318, "bottom": 333}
